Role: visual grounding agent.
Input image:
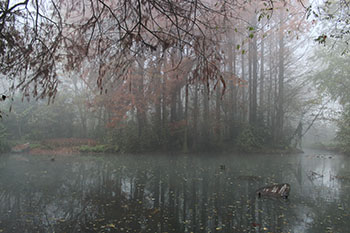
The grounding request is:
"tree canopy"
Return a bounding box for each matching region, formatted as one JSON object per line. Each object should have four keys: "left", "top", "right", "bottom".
{"left": 0, "top": 0, "right": 295, "bottom": 100}
{"left": 1, "top": 0, "right": 350, "bottom": 153}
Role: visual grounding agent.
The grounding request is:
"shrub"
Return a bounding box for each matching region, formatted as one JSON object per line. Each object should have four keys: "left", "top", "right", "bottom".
{"left": 0, "top": 123, "right": 10, "bottom": 153}
{"left": 236, "top": 125, "right": 269, "bottom": 152}
{"left": 79, "top": 144, "right": 119, "bottom": 153}
{"left": 336, "top": 108, "right": 350, "bottom": 154}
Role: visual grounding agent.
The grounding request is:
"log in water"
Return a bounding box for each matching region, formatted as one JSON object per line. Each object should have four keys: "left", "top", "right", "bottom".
{"left": 256, "top": 183, "right": 291, "bottom": 198}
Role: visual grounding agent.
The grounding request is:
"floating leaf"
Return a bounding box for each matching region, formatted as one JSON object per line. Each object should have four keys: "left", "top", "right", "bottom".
{"left": 252, "top": 222, "right": 260, "bottom": 227}
{"left": 106, "top": 223, "right": 116, "bottom": 228}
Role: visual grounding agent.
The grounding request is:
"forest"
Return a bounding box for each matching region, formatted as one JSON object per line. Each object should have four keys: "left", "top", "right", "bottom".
{"left": 3, "top": 1, "right": 350, "bottom": 233}
{"left": 0, "top": 0, "right": 349, "bottom": 154}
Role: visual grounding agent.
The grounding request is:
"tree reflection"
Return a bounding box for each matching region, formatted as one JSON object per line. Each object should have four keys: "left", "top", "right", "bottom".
{"left": 0, "top": 152, "right": 349, "bottom": 232}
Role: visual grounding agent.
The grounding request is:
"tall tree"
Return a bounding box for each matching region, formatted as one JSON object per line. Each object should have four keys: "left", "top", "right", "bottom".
{"left": 259, "top": 25, "right": 265, "bottom": 122}
{"left": 275, "top": 11, "right": 285, "bottom": 145}
{"left": 250, "top": 15, "right": 258, "bottom": 125}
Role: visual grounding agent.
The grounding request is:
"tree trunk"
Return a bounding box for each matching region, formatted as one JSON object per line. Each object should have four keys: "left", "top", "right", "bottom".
{"left": 136, "top": 57, "right": 146, "bottom": 140}
{"left": 227, "top": 33, "right": 236, "bottom": 138}
{"left": 72, "top": 75, "right": 87, "bottom": 137}
{"left": 251, "top": 15, "right": 258, "bottom": 125}
{"left": 177, "top": 87, "right": 183, "bottom": 120}
{"left": 183, "top": 82, "right": 189, "bottom": 153}
{"left": 203, "top": 83, "right": 210, "bottom": 146}
{"left": 267, "top": 37, "right": 273, "bottom": 129}
{"left": 276, "top": 14, "right": 285, "bottom": 145}
{"left": 248, "top": 42, "right": 252, "bottom": 124}
{"left": 154, "top": 48, "right": 162, "bottom": 146}
{"left": 192, "top": 80, "right": 199, "bottom": 150}
{"left": 241, "top": 49, "right": 247, "bottom": 122}
{"left": 259, "top": 26, "right": 265, "bottom": 123}
{"left": 215, "top": 82, "right": 221, "bottom": 143}
{"left": 162, "top": 70, "right": 168, "bottom": 149}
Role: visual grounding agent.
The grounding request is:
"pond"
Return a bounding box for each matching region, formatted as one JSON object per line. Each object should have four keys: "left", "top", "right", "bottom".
{"left": 0, "top": 149, "right": 349, "bottom": 232}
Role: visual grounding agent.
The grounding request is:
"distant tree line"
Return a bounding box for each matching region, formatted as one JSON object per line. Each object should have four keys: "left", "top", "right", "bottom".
{"left": 1, "top": 0, "right": 345, "bottom": 153}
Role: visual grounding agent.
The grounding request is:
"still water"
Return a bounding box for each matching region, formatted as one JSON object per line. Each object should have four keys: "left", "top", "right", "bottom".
{"left": 0, "top": 149, "right": 349, "bottom": 233}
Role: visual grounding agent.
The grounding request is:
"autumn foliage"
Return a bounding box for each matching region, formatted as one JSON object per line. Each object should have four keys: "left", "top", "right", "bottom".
{"left": 0, "top": 0, "right": 313, "bottom": 152}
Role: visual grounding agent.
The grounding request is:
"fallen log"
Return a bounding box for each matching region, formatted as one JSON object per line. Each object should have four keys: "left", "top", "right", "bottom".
{"left": 256, "top": 183, "right": 290, "bottom": 199}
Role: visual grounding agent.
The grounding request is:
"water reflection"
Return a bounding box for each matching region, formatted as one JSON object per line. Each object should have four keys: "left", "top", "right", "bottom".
{"left": 0, "top": 150, "right": 349, "bottom": 232}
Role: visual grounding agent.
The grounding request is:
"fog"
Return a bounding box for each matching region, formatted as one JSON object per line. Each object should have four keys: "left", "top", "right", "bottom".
{"left": 1, "top": 0, "right": 350, "bottom": 232}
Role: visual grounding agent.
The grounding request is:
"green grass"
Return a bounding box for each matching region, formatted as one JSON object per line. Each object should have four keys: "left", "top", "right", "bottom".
{"left": 79, "top": 144, "right": 119, "bottom": 153}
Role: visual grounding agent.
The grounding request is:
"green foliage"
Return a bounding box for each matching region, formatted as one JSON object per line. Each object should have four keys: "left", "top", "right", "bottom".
{"left": 79, "top": 144, "right": 119, "bottom": 153}
{"left": 314, "top": 34, "right": 327, "bottom": 45}
{"left": 336, "top": 106, "right": 350, "bottom": 154}
{"left": 110, "top": 124, "right": 141, "bottom": 153}
{"left": 105, "top": 122, "right": 159, "bottom": 153}
{"left": 312, "top": 0, "right": 350, "bottom": 51}
{"left": 236, "top": 125, "right": 267, "bottom": 152}
{"left": 313, "top": 44, "right": 350, "bottom": 153}
{"left": 29, "top": 143, "right": 52, "bottom": 150}
{"left": 2, "top": 93, "right": 84, "bottom": 141}
{"left": 0, "top": 122, "right": 10, "bottom": 153}
{"left": 307, "top": 141, "right": 338, "bottom": 151}
{"left": 313, "top": 45, "right": 350, "bottom": 105}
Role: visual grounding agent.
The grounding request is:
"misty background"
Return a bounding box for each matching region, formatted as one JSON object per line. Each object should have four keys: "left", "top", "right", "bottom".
{"left": 2, "top": 1, "right": 350, "bottom": 233}
{"left": 0, "top": 0, "right": 346, "bottom": 154}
